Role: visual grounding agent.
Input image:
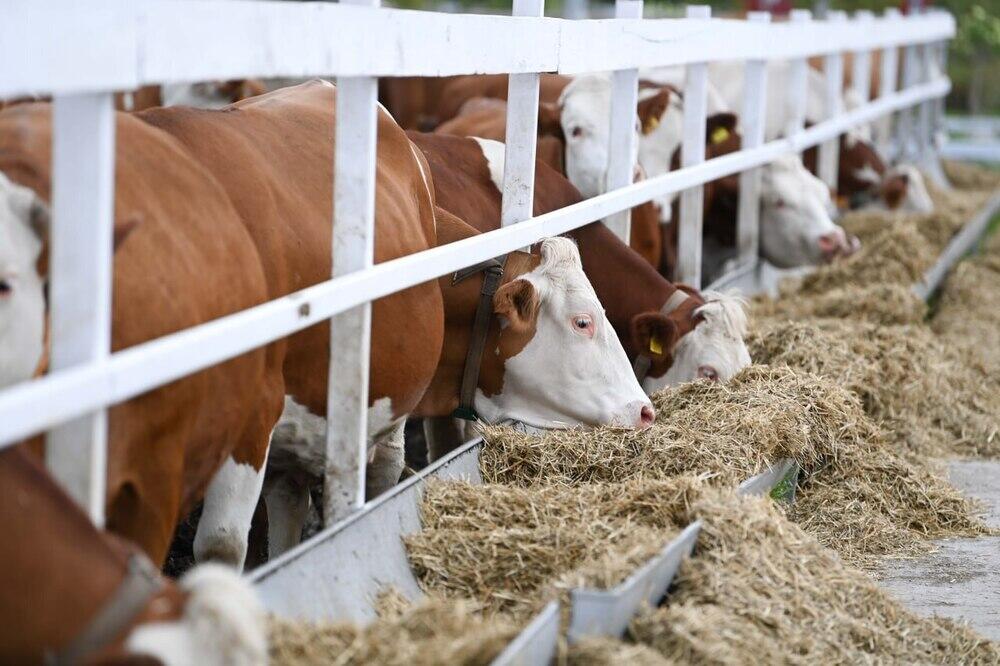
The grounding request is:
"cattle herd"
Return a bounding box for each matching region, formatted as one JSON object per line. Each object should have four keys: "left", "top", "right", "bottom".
{"left": 0, "top": 58, "right": 938, "bottom": 663}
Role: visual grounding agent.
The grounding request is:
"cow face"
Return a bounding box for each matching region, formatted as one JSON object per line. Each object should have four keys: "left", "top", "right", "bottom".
{"left": 559, "top": 74, "right": 622, "bottom": 198}
{"left": 635, "top": 291, "right": 751, "bottom": 393}
{"left": 759, "top": 155, "right": 859, "bottom": 268}
{"left": 479, "top": 237, "right": 654, "bottom": 430}
{"left": 881, "top": 164, "right": 933, "bottom": 213}
{"left": 0, "top": 173, "right": 47, "bottom": 389}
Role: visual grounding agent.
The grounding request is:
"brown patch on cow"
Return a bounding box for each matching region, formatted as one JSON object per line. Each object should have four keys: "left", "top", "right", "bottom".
{"left": 880, "top": 172, "right": 909, "bottom": 210}
{"left": 433, "top": 73, "right": 572, "bottom": 126}
{"left": 632, "top": 286, "right": 707, "bottom": 379}
{"left": 802, "top": 125, "right": 886, "bottom": 202}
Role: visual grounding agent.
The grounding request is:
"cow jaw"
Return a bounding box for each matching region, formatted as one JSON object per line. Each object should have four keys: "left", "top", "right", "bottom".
{"left": 0, "top": 173, "right": 46, "bottom": 389}
{"left": 642, "top": 292, "right": 751, "bottom": 393}
{"left": 475, "top": 237, "right": 652, "bottom": 430}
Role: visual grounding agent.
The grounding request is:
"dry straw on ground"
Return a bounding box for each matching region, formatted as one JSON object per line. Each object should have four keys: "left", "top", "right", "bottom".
{"left": 748, "top": 318, "right": 1000, "bottom": 461}
{"left": 268, "top": 596, "right": 517, "bottom": 666}
{"left": 943, "top": 159, "right": 1000, "bottom": 191}
{"left": 752, "top": 282, "right": 926, "bottom": 326}
{"left": 478, "top": 365, "right": 988, "bottom": 568}
{"left": 565, "top": 637, "right": 676, "bottom": 665}
{"left": 630, "top": 487, "right": 1000, "bottom": 665}
{"left": 407, "top": 479, "right": 690, "bottom": 615}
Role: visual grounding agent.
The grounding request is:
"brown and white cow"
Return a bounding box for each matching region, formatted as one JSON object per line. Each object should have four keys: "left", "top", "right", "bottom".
{"left": 408, "top": 132, "right": 751, "bottom": 398}
{"left": 434, "top": 93, "right": 665, "bottom": 269}
{"left": 0, "top": 104, "right": 283, "bottom": 569}
{"left": 137, "top": 82, "right": 652, "bottom": 559}
{"left": 0, "top": 447, "right": 267, "bottom": 666}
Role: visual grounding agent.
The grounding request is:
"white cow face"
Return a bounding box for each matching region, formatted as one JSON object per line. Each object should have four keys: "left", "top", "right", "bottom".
{"left": 760, "top": 155, "right": 858, "bottom": 268}
{"left": 640, "top": 292, "right": 751, "bottom": 394}
{"left": 477, "top": 237, "right": 655, "bottom": 430}
{"left": 0, "top": 173, "right": 47, "bottom": 390}
{"left": 559, "top": 74, "right": 620, "bottom": 198}
{"left": 887, "top": 164, "right": 934, "bottom": 213}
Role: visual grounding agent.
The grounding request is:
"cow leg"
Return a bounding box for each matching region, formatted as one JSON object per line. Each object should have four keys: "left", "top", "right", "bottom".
{"left": 366, "top": 419, "right": 406, "bottom": 500}
{"left": 263, "top": 472, "right": 310, "bottom": 558}
{"left": 423, "top": 416, "right": 466, "bottom": 462}
{"left": 193, "top": 444, "right": 269, "bottom": 570}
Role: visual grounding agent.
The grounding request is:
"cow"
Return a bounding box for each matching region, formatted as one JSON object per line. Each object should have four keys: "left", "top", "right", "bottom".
{"left": 408, "top": 131, "right": 751, "bottom": 398}
{"left": 136, "top": 81, "right": 653, "bottom": 561}
{"left": 0, "top": 447, "right": 267, "bottom": 666}
{"left": 663, "top": 113, "right": 860, "bottom": 283}
{"left": 435, "top": 91, "right": 665, "bottom": 269}
{"left": 0, "top": 103, "right": 284, "bottom": 570}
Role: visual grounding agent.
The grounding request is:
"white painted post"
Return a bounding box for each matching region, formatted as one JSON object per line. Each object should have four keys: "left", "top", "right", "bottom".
{"left": 916, "top": 40, "right": 934, "bottom": 162}
{"left": 603, "top": 0, "right": 643, "bottom": 245}
{"left": 46, "top": 93, "right": 116, "bottom": 527}
{"left": 736, "top": 11, "right": 770, "bottom": 268}
{"left": 898, "top": 11, "right": 920, "bottom": 162}
{"left": 676, "top": 4, "right": 711, "bottom": 288}
{"left": 875, "top": 8, "right": 901, "bottom": 157}
{"left": 501, "top": 0, "right": 546, "bottom": 227}
{"left": 785, "top": 10, "right": 812, "bottom": 141}
{"left": 818, "top": 10, "right": 846, "bottom": 192}
{"left": 932, "top": 40, "right": 948, "bottom": 152}
{"left": 850, "top": 10, "right": 874, "bottom": 105}
{"left": 326, "top": 0, "right": 381, "bottom": 524}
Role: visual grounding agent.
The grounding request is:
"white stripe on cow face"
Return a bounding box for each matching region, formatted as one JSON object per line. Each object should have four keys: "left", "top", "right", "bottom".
{"left": 0, "top": 172, "right": 46, "bottom": 389}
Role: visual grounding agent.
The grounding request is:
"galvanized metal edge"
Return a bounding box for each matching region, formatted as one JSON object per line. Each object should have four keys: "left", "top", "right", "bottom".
{"left": 566, "top": 520, "right": 702, "bottom": 644}
{"left": 912, "top": 189, "right": 1000, "bottom": 301}
{"left": 737, "top": 458, "right": 798, "bottom": 500}
{"left": 491, "top": 600, "right": 561, "bottom": 666}
{"left": 249, "top": 436, "right": 484, "bottom": 622}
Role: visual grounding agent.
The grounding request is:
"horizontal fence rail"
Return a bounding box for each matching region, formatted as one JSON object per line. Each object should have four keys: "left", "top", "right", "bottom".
{"left": 0, "top": 1, "right": 955, "bottom": 525}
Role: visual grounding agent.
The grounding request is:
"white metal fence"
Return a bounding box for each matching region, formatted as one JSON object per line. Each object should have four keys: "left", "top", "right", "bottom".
{"left": 0, "top": 0, "right": 954, "bottom": 526}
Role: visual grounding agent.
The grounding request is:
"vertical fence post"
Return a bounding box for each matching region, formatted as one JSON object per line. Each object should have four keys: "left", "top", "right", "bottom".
{"left": 736, "top": 11, "right": 770, "bottom": 269}
{"left": 850, "top": 10, "right": 874, "bottom": 106}
{"left": 898, "top": 12, "right": 920, "bottom": 163}
{"left": 46, "top": 93, "right": 116, "bottom": 527}
{"left": 818, "top": 10, "right": 846, "bottom": 192}
{"left": 932, "top": 40, "right": 948, "bottom": 154}
{"left": 875, "top": 8, "right": 901, "bottom": 157}
{"left": 603, "top": 0, "right": 643, "bottom": 245}
{"left": 501, "top": 0, "right": 546, "bottom": 227}
{"left": 785, "top": 10, "right": 812, "bottom": 142}
{"left": 676, "top": 4, "right": 711, "bottom": 288}
{"left": 326, "top": 0, "right": 381, "bottom": 524}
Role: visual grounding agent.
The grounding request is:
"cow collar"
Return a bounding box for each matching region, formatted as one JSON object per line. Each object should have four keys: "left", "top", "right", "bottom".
{"left": 632, "top": 289, "right": 691, "bottom": 383}
{"left": 451, "top": 255, "right": 508, "bottom": 421}
{"left": 46, "top": 552, "right": 164, "bottom": 666}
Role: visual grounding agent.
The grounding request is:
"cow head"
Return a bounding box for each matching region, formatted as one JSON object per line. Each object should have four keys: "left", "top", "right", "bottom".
{"left": 0, "top": 172, "right": 47, "bottom": 389}
{"left": 880, "top": 164, "right": 933, "bottom": 213}
{"left": 479, "top": 237, "right": 654, "bottom": 429}
{"left": 759, "top": 154, "right": 859, "bottom": 268}
{"left": 631, "top": 288, "right": 751, "bottom": 393}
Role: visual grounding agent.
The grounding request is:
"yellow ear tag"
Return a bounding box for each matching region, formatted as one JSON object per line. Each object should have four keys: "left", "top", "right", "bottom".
{"left": 643, "top": 115, "right": 660, "bottom": 135}
{"left": 649, "top": 336, "right": 663, "bottom": 355}
{"left": 711, "top": 126, "right": 730, "bottom": 145}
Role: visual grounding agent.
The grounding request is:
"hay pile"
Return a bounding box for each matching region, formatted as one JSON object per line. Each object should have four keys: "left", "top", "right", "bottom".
{"left": 943, "top": 160, "right": 1000, "bottom": 191}
{"left": 566, "top": 637, "right": 675, "bottom": 665}
{"left": 476, "top": 365, "right": 988, "bottom": 568}
{"left": 407, "top": 479, "right": 688, "bottom": 615}
{"left": 748, "top": 318, "right": 1000, "bottom": 461}
{"left": 629, "top": 487, "right": 1000, "bottom": 665}
{"left": 268, "top": 596, "right": 518, "bottom": 666}
{"left": 752, "top": 282, "right": 926, "bottom": 325}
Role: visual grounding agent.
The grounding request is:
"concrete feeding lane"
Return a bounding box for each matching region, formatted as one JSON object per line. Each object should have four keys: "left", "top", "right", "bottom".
{"left": 880, "top": 461, "right": 1000, "bottom": 640}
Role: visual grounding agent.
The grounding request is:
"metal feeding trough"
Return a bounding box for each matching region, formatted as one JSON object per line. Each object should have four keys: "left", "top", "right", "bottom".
{"left": 737, "top": 458, "right": 800, "bottom": 502}
{"left": 251, "top": 436, "right": 484, "bottom": 621}
{"left": 565, "top": 520, "right": 702, "bottom": 644}
{"left": 491, "top": 601, "right": 561, "bottom": 666}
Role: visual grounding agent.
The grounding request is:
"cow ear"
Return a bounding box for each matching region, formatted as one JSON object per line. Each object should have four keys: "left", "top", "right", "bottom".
{"left": 637, "top": 89, "right": 671, "bottom": 135}
{"left": 880, "top": 173, "right": 908, "bottom": 210}
{"left": 630, "top": 312, "right": 679, "bottom": 361}
{"left": 705, "top": 112, "right": 738, "bottom": 146}
{"left": 493, "top": 278, "right": 539, "bottom": 332}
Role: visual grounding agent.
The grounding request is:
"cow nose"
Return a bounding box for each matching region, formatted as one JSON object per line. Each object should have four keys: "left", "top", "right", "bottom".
{"left": 638, "top": 403, "right": 655, "bottom": 429}
{"left": 818, "top": 230, "right": 848, "bottom": 262}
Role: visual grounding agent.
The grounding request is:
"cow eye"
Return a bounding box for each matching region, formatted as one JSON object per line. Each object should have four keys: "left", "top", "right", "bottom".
{"left": 773, "top": 198, "right": 785, "bottom": 209}
{"left": 697, "top": 365, "right": 719, "bottom": 381}
{"left": 571, "top": 314, "right": 594, "bottom": 338}
{"left": 0, "top": 278, "right": 11, "bottom": 298}
{"left": 571, "top": 126, "right": 584, "bottom": 138}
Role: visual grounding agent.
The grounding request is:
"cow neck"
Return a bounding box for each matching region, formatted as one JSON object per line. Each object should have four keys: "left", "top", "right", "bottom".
{"left": 569, "top": 221, "right": 678, "bottom": 358}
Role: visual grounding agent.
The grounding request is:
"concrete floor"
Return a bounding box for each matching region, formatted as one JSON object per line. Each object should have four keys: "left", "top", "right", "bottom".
{"left": 879, "top": 461, "right": 1000, "bottom": 640}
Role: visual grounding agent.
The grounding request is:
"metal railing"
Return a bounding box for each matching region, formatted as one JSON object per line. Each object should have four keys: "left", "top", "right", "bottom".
{"left": 0, "top": 0, "right": 954, "bottom": 526}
